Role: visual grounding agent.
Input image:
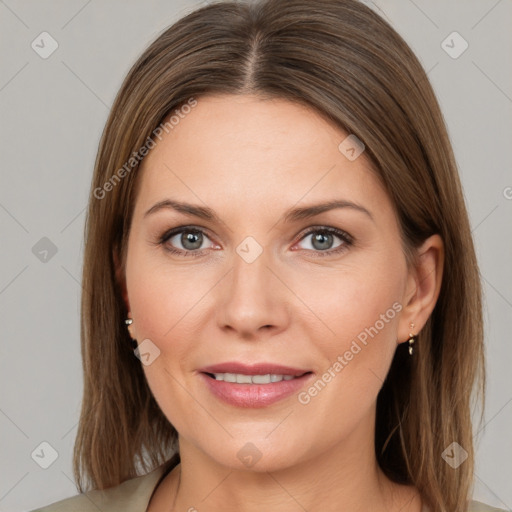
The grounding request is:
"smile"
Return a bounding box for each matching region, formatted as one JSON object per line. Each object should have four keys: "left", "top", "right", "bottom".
{"left": 197, "top": 372, "right": 314, "bottom": 409}
{"left": 207, "top": 372, "right": 302, "bottom": 383}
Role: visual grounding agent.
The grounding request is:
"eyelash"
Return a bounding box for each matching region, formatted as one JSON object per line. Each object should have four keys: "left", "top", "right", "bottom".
{"left": 157, "top": 225, "right": 354, "bottom": 259}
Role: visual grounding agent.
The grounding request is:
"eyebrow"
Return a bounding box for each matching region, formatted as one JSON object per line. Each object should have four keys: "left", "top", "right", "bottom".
{"left": 144, "top": 198, "right": 374, "bottom": 223}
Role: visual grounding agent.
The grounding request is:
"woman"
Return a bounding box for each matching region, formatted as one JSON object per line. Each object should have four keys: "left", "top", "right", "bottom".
{"left": 31, "top": 0, "right": 503, "bottom": 511}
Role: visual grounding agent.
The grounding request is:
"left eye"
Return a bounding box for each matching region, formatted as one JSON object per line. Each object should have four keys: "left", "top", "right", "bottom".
{"left": 295, "top": 228, "right": 351, "bottom": 254}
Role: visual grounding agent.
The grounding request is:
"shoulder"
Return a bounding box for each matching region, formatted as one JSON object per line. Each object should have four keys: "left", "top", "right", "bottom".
{"left": 423, "top": 500, "right": 507, "bottom": 512}
{"left": 28, "top": 460, "right": 175, "bottom": 512}
{"left": 468, "top": 500, "right": 509, "bottom": 512}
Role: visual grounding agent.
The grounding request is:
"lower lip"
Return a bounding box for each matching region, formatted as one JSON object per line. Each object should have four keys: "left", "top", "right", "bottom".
{"left": 199, "top": 372, "right": 313, "bottom": 408}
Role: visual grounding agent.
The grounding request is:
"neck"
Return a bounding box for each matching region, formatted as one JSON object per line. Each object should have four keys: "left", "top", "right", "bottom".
{"left": 151, "top": 413, "right": 421, "bottom": 512}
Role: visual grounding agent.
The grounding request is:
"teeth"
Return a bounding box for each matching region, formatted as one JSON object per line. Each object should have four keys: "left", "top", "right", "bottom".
{"left": 212, "top": 373, "right": 298, "bottom": 383}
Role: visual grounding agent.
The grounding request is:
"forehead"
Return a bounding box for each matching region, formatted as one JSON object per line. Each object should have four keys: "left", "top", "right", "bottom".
{"left": 134, "top": 94, "right": 391, "bottom": 220}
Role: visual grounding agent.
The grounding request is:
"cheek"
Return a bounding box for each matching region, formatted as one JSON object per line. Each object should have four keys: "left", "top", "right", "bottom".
{"left": 292, "top": 270, "right": 404, "bottom": 435}
{"left": 305, "top": 263, "right": 404, "bottom": 341}
{"left": 125, "top": 243, "right": 207, "bottom": 342}
{"left": 125, "top": 251, "right": 205, "bottom": 429}
{"left": 298, "top": 256, "right": 406, "bottom": 389}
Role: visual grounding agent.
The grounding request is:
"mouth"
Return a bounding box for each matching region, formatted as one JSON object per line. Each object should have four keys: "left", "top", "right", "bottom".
{"left": 203, "top": 372, "right": 311, "bottom": 384}
{"left": 198, "top": 362, "right": 314, "bottom": 408}
{"left": 199, "top": 362, "right": 311, "bottom": 377}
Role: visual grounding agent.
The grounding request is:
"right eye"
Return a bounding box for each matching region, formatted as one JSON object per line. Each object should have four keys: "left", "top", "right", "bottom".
{"left": 159, "top": 226, "right": 217, "bottom": 257}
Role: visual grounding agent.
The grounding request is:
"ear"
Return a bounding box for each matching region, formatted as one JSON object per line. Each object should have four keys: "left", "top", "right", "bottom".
{"left": 113, "top": 245, "right": 130, "bottom": 312}
{"left": 397, "top": 234, "right": 444, "bottom": 343}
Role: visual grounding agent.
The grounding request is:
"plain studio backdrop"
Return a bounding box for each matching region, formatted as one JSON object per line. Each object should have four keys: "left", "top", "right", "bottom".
{"left": 0, "top": 1, "right": 511, "bottom": 511}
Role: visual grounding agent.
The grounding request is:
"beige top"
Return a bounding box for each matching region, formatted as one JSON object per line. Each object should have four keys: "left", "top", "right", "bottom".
{"left": 30, "top": 457, "right": 506, "bottom": 512}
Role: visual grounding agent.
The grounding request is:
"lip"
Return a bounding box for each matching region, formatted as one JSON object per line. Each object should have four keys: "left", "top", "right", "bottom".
{"left": 199, "top": 362, "right": 310, "bottom": 376}
{"left": 198, "top": 361, "right": 314, "bottom": 408}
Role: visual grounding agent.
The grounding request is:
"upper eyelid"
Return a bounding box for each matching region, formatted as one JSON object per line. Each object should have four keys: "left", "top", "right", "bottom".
{"left": 162, "top": 225, "right": 214, "bottom": 242}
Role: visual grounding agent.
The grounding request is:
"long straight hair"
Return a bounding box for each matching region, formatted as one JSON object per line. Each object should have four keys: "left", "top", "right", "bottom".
{"left": 74, "top": 1, "right": 485, "bottom": 510}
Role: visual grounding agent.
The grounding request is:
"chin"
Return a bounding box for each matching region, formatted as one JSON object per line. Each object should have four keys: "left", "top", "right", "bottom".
{"left": 196, "top": 434, "right": 311, "bottom": 474}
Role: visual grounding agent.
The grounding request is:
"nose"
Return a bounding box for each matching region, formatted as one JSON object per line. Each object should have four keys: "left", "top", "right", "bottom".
{"left": 216, "top": 247, "right": 290, "bottom": 340}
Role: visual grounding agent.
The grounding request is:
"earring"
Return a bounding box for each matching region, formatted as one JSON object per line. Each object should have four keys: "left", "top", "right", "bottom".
{"left": 408, "top": 322, "right": 416, "bottom": 356}
{"left": 125, "top": 317, "right": 137, "bottom": 348}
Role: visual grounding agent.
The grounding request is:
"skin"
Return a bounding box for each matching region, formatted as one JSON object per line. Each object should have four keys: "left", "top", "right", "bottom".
{"left": 116, "top": 94, "right": 444, "bottom": 512}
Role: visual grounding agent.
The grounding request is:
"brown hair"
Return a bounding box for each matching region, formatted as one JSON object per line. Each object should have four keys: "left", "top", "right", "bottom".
{"left": 74, "top": 1, "right": 485, "bottom": 510}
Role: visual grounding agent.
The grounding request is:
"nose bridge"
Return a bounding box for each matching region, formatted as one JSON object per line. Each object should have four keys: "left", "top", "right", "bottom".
{"left": 232, "top": 243, "right": 270, "bottom": 300}
{"left": 216, "top": 239, "right": 289, "bottom": 336}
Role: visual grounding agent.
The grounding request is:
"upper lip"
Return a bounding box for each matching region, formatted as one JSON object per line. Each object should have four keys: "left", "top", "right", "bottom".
{"left": 199, "top": 362, "right": 312, "bottom": 377}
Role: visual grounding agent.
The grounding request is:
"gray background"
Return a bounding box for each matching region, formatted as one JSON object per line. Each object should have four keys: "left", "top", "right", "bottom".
{"left": 0, "top": 1, "right": 511, "bottom": 511}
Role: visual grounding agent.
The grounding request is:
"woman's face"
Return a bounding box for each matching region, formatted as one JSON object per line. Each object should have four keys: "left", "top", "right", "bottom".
{"left": 122, "top": 94, "right": 415, "bottom": 471}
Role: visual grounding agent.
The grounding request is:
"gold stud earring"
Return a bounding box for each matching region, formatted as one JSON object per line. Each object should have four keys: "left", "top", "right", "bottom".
{"left": 408, "top": 322, "right": 416, "bottom": 356}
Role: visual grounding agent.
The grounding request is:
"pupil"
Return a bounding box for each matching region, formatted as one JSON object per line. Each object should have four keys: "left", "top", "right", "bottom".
{"left": 182, "top": 232, "right": 202, "bottom": 250}
{"left": 312, "top": 232, "right": 332, "bottom": 250}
